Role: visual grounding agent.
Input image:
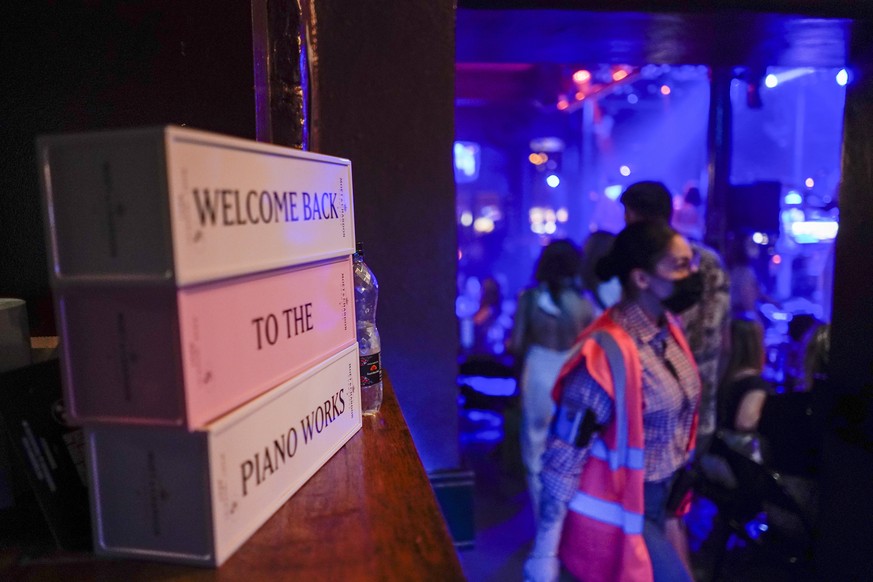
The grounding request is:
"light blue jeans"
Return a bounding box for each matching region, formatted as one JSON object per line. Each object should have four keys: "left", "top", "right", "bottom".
{"left": 643, "top": 478, "right": 694, "bottom": 582}
{"left": 520, "top": 345, "right": 573, "bottom": 521}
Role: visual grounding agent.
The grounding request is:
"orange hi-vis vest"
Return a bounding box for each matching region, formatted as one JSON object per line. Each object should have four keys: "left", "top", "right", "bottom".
{"left": 550, "top": 308, "right": 698, "bottom": 582}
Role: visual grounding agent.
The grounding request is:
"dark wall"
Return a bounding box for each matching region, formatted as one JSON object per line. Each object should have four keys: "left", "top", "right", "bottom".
{"left": 2, "top": 1, "right": 256, "bottom": 333}
{"left": 814, "top": 17, "right": 873, "bottom": 578}
{"left": 306, "top": 1, "right": 460, "bottom": 472}
{"left": 459, "top": 0, "right": 873, "bottom": 18}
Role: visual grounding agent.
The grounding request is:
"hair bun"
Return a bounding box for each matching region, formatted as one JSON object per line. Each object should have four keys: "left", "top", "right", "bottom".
{"left": 595, "top": 252, "right": 618, "bottom": 281}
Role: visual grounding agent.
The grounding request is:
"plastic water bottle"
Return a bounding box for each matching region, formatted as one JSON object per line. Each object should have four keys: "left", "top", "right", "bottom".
{"left": 353, "top": 242, "right": 383, "bottom": 415}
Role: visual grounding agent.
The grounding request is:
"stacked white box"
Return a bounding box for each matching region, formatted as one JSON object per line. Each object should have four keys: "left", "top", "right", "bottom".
{"left": 54, "top": 257, "right": 356, "bottom": 428}
{"left": 38, "top": 125, "right": 355, "bottom": 286}
{"left": 37, "top": 125, "right": 363, "bottom": 567}
{"left": 86, "top": 343, "right": 361, "bottom": 566}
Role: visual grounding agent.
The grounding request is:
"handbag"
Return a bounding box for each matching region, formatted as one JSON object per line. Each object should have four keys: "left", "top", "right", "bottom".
{"left": 665, "top": 464, "right": 698, "bottom": 514}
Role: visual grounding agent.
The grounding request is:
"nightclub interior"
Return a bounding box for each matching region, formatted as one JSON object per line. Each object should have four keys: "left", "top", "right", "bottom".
{"left": 452, "top": 6, "right": 853, "bottom": 581}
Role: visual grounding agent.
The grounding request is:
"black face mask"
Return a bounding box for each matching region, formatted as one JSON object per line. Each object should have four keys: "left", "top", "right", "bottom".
{"left": 661, "top": 271, "right": 704, "bottom": 314}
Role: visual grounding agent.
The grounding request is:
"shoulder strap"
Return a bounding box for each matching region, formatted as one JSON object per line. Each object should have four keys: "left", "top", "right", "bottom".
{"left": 589, "top": 330, "right": 629, "bottom": 470}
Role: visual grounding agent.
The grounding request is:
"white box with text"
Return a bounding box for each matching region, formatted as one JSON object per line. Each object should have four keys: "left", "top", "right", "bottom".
{"left": 85, "top": 342, "right": 361, "bottom": 567}
{"left": 38, "top": 125, "right": 354, "bottom": 287}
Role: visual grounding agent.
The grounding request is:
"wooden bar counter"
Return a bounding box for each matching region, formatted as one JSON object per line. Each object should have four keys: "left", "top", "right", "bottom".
{"left": 1, "top": 373, "right": 466, "bottom": 581}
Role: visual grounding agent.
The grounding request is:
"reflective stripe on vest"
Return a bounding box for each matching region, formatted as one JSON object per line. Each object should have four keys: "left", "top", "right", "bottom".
{"left": 589, "top": 437, "right": 644, "bottom": 471}
{"left": 593, "top": 329, "right": 628, "bottom": 471}
{"left": 566, "top": 329, "right": 645, "bottom": 534}
{"left": 552, "top": 330, "right": 644, "bottom": 471}
{"left": 568, "top": 491, "right": 645, "bottom": 534}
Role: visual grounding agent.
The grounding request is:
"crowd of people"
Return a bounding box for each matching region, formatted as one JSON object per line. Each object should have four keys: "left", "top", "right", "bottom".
{"left": 497, "top": 181, "right": 829, "bottom": 582}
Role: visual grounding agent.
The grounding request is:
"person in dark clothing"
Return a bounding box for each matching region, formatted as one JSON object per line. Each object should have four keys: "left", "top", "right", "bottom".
{"left": 581, "top": 230, "right": 620, "bottom": 313}
{"left": 718, "top": 317, "right": 772, "bottom": 461}
{"left": 620, "top": 181, "right": 729, "bottom": 569}
{"left": 620, "top": 181, "right": 729, "bottom": 451}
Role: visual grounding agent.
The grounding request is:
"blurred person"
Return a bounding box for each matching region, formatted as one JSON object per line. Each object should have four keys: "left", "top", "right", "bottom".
{"left": 695, "top": 319, "right": 809, "bottom": 580}
{"left": 523, "top": 221, "right": 701, "bottom": 582}
{"left": 727, "top": 236, "right": 760, "bottom": 321}
{"left": 471, "top": 276, "right": 504, "bottom": 356}
{"left": 783, "top": 314, "right": 823, "bottom": 391}
{"left": 717, "top": 318, "right": 772, "bottom": 461}
{"left": 726, "top": 234, "right": 779, "bottom": 322}
{"left": 581, "top": 230, "right": 621, "bottom": 313}
{"left": 802, "top": 323, "right": 830, "bottom": 393}
{"left": 692, "top": 318, "right": 772, "bottom": 579}
{"left": 758, "top": 322, "right": 830, "bottom": 479}
{"left": 509, "top": 240, "right": 596, "bottom": 522}
{"left": 619, "top": 180, "right": 727, "bottom": 571}
{"left": 621, "top": 181, "right": 728, "bottom": 451}
{"left": 672, "top": 186, "right": 704, "bottom": 243}
{"left": 758, "top": 323, "right": 830, "bottom": 555}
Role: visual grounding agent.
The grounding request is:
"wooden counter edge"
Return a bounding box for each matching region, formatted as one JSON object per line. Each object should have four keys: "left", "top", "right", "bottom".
{"left": 1, "top": 371, "right": 466, "bottom": 581}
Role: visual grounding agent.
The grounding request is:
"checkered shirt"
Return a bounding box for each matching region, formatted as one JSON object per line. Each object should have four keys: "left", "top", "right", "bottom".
{"left": 540, "top": 301, "right": 702, "bottom": 504}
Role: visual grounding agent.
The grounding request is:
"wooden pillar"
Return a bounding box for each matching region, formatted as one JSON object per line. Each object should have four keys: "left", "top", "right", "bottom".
{"left": 813, "top": 17, "right": 873, "bottom": 579}
{"left": 704, "top": 66, "right": 732, "bottom": 256}
{"left": 252, "top": 0, "right": 308, "bottom": 148}
{"left": 303, "top": 0, "right": 460, "bottom": 474}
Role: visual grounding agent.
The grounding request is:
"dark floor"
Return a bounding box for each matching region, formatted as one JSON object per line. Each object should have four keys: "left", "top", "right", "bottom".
{"left": 455, "top": 402, "right": 819, "bottom": 582}
{"left": 456, "top": 405, "right": 534, "bottom": 582}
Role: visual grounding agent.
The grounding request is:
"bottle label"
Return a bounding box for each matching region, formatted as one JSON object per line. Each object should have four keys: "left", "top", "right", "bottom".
{"left": 359, "top": 352, "right": 382, "bottom": 386}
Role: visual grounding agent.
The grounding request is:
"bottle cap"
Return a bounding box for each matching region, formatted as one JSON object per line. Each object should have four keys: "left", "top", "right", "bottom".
{"left": 355, "top": 241, "right": 365, "bottom": 258}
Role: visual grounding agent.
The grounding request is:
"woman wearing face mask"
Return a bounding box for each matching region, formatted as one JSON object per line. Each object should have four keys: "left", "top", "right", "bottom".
{"left": 523, "top": 220, "right": 702, "bottom": 582}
